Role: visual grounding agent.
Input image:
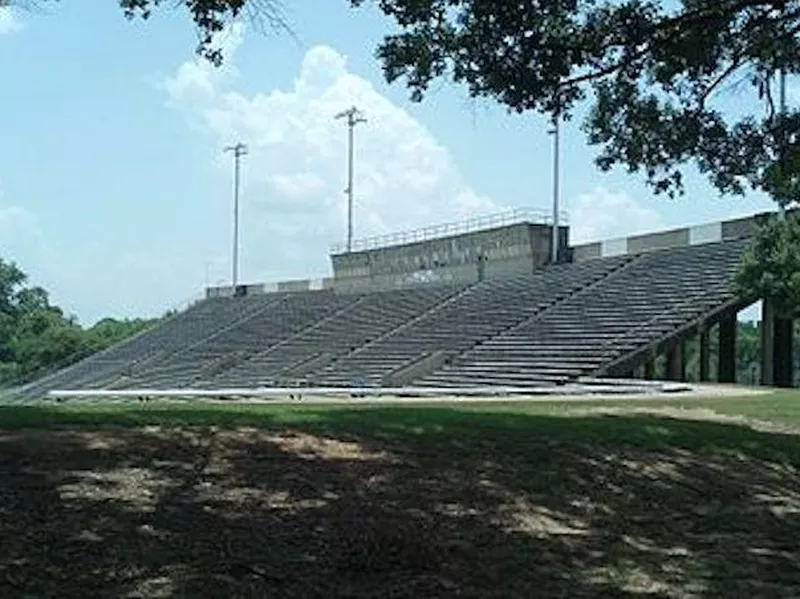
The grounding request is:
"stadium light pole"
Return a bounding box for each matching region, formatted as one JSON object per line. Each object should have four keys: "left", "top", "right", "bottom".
{"left": 548, "top": 98, "right": 562, "bottom": 263}
{"left": 335, "top": 106, "right": 367, "bottom": 253}
{"left": 779, "top": 68, "right": 787, "bottom": 220}
{"left": 224, "top": 142, "right": 248, "bottom": 288}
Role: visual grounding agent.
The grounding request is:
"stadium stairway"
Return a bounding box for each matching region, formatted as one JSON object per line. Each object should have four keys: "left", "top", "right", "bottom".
{"left": 419, "top": 238, "right": 751, "bottom": 388}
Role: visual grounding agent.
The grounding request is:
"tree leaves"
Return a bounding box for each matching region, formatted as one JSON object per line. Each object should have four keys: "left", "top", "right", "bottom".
{"left": 0, "top": 258, "right": 85, "bottom": 384}
{"left": 0, "top": 258, "right": 162, "bottom": 386}
{"left": 14, "top": 1, "right": 288, "bottom": 66}
{"left": 117, "top": 0, "right": 289, "bottom": 66}
{"left": 354, "top": 0, "right": 800, "bottom": 204}
{"left": 735, "top": 211, "right": 800, "bottom": 318}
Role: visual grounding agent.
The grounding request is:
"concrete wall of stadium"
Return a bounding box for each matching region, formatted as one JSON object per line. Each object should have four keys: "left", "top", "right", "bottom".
{"left": 330, "top": 222, "right": 569, "bottom": 292}
{"left": 206, "top": 277, "right": 335, "bottom": 298}
{"left": 570, "top": 212, "right": 767, "bottom": 261}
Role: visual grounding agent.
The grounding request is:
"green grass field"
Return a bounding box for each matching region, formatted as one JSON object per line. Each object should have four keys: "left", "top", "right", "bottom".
{"left": 2, "top": 388, "right": 799, "bottom": 427}
{"left": 1, "top": 391, "right": 799, "bottom": 597}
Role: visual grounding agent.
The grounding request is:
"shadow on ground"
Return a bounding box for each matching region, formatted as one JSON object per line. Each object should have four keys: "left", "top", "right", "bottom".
{"left": 1, "top": 407, "right": 799, "bottom": 598}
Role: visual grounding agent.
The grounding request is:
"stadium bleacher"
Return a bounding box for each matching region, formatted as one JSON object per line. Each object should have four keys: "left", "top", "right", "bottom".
{"left": 207, "top": 283, "right": 467, "bottom": 388}
{"left": 309, "top": 256, "right": 633, "bottom": 387}
{"left": 110, "top": 291, "right": 359, "bottom": 389}
{"left": 420, "top": 238, "right": 750, "bottom": 387}
{"left": 16, "top": 294, "right": 273, "bottom": 397}
{"left": 16, "top": 236, "right": 753, "bottom": 398}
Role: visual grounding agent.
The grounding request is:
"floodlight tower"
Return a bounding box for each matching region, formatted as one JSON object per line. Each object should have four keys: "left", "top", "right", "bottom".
{"left": 335, "top": 106, "right": 367, "bottom": 253}
{"left": 548, "top": 98, "right": 562, "bottom": 263}
{"left": 224, "top": 142, "right": 248, "bottom": 288}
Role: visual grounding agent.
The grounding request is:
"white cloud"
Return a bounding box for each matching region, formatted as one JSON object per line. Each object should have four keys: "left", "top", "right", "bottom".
{"left": 0, "top": 6, "right": 21, "bottom": 35}
{"left": 163, "top": 23, "right": 243, "bottom": 108}
{"left": 270, "top": 172, "right": 327, "bottom": 199}
{"left": 0, "top": 187, "right": 74, "bottom": 314}
{"left": 569, "top": 187, "right": 665, "bottom": 244}
{"left": 164, "top": 27, "right": 503, "bottom": 282}
{"left": 0, "top": 193, "right": 50, "bottom": 276}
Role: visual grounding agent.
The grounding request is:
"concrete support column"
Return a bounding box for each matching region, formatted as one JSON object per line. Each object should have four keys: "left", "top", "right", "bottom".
{"left": 644, "top": 359, "right": 655, "bottom": 381}
{"left": 774, "top": 317, "right": 794, "bottom": 387}
{"left": 762, "top": 299, "right": 775, "bottom": 386}
{"left": 763, "top": 297, "right": 795, "bottom": 388}
{"left": 666, "top": 340, "right": 686, "bottom": 382}
{"left": 718, "top": 316, "right": 737, "bottom": 384}
{"left": 699, "top": 328, "right": 710, "bottom": 383}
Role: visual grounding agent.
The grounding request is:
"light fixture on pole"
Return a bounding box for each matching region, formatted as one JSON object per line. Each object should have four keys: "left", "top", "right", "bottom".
{"left": 224, "top": 142, "right": 248, "bottom": 288}
{"left": 548, "top": 97, "right": 562, "bottom": 263}
{"left": 335, "top": 106, "right": 367, "bottom": 253}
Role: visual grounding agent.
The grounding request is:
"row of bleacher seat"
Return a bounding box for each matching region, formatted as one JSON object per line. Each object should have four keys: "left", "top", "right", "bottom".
{"left": 421, "top": 238, "right": 750, "bottom": 387}
{"left": 305, "top": 256, "right": 633, "bottom": 386}
{"left": 109, "top": 291, "right": 361, "bottom": 389}
{"left": 15, "top": 295, "right": 272, "bottom": 397}
{"left": 207, "top": 283, "right": 467, "bottom": 388}
{"left": 20, "top": 238, "right": 750, "bottom": 396}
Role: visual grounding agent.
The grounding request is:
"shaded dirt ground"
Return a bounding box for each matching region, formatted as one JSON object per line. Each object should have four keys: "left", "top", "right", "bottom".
{"left": 1, "top": 409, "right": 800, "bottom": 598}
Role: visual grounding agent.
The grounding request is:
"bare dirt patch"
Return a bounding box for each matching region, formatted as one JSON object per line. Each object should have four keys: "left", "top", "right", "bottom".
{"left": 1, "top": 413, "right": 799, "bottom": 598}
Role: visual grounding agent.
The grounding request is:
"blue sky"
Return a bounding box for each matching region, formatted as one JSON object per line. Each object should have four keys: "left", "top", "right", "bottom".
{"left": 0, "top": 1, "right": 776, "bottom": 324}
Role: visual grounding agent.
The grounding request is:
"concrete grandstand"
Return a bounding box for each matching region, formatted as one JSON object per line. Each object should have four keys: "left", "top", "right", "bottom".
{"left": 15, "top": 208, "right": 796, "bottom": 400}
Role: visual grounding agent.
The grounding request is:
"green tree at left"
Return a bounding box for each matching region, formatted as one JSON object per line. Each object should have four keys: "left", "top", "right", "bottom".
{"left": 0, "top": 259, "right": 84, "bottom": 384}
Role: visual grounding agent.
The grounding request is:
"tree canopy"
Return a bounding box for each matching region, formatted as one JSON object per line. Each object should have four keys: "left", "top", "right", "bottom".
{"left": 0, "top": 258, "right": 163, "bottom": 387}
{"left": 350, "top": 0, "right": 800, "bottom": 207}
{"left": 735, "top": 211, "right": 800, "bottom": 318}
{"left": 118, "top": 0, "right": 289, "bottom": 65}
{"left": 10, "top": 1, "right": 288, "bottom": 65}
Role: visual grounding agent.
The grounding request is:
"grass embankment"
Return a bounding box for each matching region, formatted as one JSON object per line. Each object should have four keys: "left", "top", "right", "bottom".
{"left": 0, "top": 391, "right": 799, "bottom": 597}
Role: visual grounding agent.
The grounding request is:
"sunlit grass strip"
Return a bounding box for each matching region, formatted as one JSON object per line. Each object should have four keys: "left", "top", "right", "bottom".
{"left": 0, "top": 390, "right": 797, "bottom": 429}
